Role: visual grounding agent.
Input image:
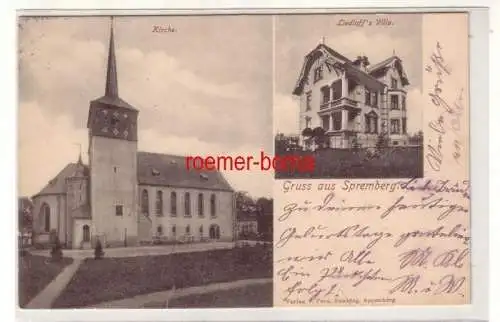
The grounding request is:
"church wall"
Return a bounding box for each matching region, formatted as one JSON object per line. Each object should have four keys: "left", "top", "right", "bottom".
{"left": 89, "top": 136, "right": 138, "bottom": 247}
{"left": 31, "top": 194, "right": 68, "bottom": 246}
{"left": 139, "top": 185, "right": 235, "bottom": 242}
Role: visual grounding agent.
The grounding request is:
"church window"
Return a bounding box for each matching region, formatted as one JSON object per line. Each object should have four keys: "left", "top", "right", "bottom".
{"left": 83, "top": 225, "right": 90, "bottom": 242}
{"left": 184, "top": 192, "right": 191, "bottom": 217}
{"left": 209, "top": 224, "right": 221, "bottom": 240}
{"left": 115, "top": 205, "right": 123, "bottom": 216}
{"left": 42, "top": 203, "right": 50, "bottom": 232}
{"left": 170, "top": 192, "right": 177, "bottom": 216}
{"left": 199, "top": 225, "right": 203, "bottom": 237}
{"left": 141, "top": 189, "right": 149, "bottom": 215}
{"left": 155, "top": 191, "right": 163, "bottom": 216}
{"left": 186, "top": 225, "right": 191, "bottom": 234}
{"left": 172, "top": 225, "right": 176, "bottom": 236}
{"left": 210, "top": 194, "right": 216, "bottom": 218}
{"left": 113, "top": 166, "right": 117, "bottom": 173}
{"left": 157, "top": 225, "right": 163, "bottom": 236}
{"left": 198, "top": 193, "right": 204, "bottom": 217}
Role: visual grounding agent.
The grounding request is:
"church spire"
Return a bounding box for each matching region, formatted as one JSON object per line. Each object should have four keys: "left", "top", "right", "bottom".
{"left": 105, "top": 16, "right": 118, "bottom": 98}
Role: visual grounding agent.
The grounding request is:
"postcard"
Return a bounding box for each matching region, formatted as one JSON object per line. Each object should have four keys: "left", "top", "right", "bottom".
{"left": 17, "top": 11, "right": 470, "bottom": 310}
{"left": 273, "top": 12, "right": 470, "bottom": 306}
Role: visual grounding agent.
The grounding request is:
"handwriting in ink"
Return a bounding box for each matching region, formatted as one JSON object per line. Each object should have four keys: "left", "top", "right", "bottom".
{"left": 394, "top": 224, "right": 470, "bottom": 248}
{"left": 401, "top": 178, "right": 470, "bottom": 199}
{"left": 277, "top": 265, "right": 311, "bottom": 282}
{"left": 317, "top": 266, "right": 391, "bottom": 287}
{"left": 398, "top": 247, "right": 433, "bottom": 269}
{"left": 397, "top": 247, "right": 469, "bottom": 270}
{"left": 380, "top": 195, "right": 468, "bottom": 221}
{"left": 426, "top": 115, "right": 445, "bottom": 171}
{"left": 388, "top": 273, "right": 465, "bottom": 296}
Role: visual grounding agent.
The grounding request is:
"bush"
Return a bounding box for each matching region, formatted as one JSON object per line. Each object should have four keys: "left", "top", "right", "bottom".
{"left": 94, "top": 239, "right": 104, "bottom": 260}
{"left": 50, "top": 236, "right": 63, "bottom": 262}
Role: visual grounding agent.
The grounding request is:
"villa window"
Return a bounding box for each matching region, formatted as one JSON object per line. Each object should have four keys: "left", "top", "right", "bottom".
{"left": 322, "top": 116, "right": 330, "bottom": 131}
{"left": 402, "top": 117, "right": 407, "bottom": 134}
{"left": 314, "top": 66, "right": 323, "bottom": 83}
{"left": 331, "top": 80, "right": 342, "bottom": 100}
{"left": 155, "top": 191, "right": 163, "bottom": 216}
{"left": 198, "top": 193, "right": 204, "bottom": 217}
{"left": 391, "top": 119, "right": 401, "bottom": 134}
{"left": 210, "top": 194, "right": 216, "bottom": 217}
{"left": 365, "top": 90, "right": 371, "bottom": 105}
{"left": 391, "top": 77, "right": 398, "bottom": 89}
{"left": 321, "top": 86, "right": 330, "bottom": 104}
{"left": 305, "top": 91, "right": 312, "bottom": 111}
{"left": 371, "top": 92, "right": 378, "bottom": 108}
{"left": 184, "top": 192, "right": 191, "bottom": 217}
{"left": 332, "top": 111, "right": 342, "bottom": 131}
{"left": 141, "top": 189, "right": 149, "bottom": 215}
{"left": 115, "top": 205, "right": 123, "bottom": 216}
{"left": 365, "top": 114, "right": 379, "bottom": 134}
{"left": 305, "top": 116, "right": 312, "bottom": 129}
{"left": 170, "top": 191, "right": 177, "bottom": 216}
{"left": 402, "top": 96, "right": 406, "bottom": 110}
{"left": 390, "top": 95, "right": 399, "bottom": 110}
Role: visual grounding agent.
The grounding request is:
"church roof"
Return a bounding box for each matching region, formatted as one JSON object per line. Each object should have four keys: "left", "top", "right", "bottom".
{"left": 32, "top": 163, "right": 89, "bottom": 198}
{"left": 137, "top": 152, "right": 234, "bottom": 192}
{"left": 33, "top": 152, "right": 234, "bottom": 198}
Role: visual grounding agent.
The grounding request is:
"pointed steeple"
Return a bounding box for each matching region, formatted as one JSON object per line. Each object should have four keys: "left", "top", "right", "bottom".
{"left": 105, "top": 16, "right": 118, "bottom": 98}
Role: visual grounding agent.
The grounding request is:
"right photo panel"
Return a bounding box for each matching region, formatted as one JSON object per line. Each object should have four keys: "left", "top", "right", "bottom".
{"left": 273, "top": 12, "right": 470, "bottom": 306}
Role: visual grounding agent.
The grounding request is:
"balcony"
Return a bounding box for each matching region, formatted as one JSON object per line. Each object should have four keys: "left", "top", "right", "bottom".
{"left": 320, "top": 97, "right": 360, "bottom": 112}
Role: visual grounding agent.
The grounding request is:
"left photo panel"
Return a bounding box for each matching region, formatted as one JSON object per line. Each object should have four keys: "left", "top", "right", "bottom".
{"left": 18, "top": 15, "right": 273, "bottom": 309}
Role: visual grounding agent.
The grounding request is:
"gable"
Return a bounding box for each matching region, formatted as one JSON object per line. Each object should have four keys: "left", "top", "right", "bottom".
{"left": 368, "top": 56, "right": 410, "bottom": 86}
{"left": 293, "top": 44, "right": 351, "bottom": 96}
{"left": 32, "top": 163, "right": 89, "bottom": 198}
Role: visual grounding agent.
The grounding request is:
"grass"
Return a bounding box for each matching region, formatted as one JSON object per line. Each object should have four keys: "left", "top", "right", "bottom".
{"left": 18, "top": 254, "right": 74, "bottom": 307}
{"left": 53, "top": 245, "right": 272, "bottom": 308}
{"left": 142, "top": 283, "right": 273, "bottom": 308}
{"left": 275, "top": 146, "right": 423, "bottom": 179}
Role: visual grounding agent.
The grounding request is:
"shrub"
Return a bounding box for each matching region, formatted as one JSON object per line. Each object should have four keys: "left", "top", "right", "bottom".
{"left": 50, "top": 236, "right": 63, "bottom": 262}
{"left": 94, "top": 239, "right": 104, "bottom": 260}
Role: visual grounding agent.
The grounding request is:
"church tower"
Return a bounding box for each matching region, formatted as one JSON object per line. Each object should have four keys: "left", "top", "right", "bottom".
{"left": 87, "top": 17, "right": 139, "bottom": 247}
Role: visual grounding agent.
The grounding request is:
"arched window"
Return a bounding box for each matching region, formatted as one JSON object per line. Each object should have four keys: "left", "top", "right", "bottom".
{"left": 157, "top": 225, "right": 163, "bottom": 236}
{"left": 82, "top": 225, "right": 90, "bottom": 242}
{"left": 210, "top": 194, "right": 216, "bottom": 217}
{"left": 209, "top": 224, "right": 220, "bottom": 240}
{"left": 170, "top": 192, "right": 177, "bottom": 216}
{"left": 186, "top": 225, "right": 190, "bottom": 234}
{"left": 199, "top": 225, "right": 203, "bottom": 237}
{"left": 155, "top": 191, "right": 163, "bottom": 216}
{"left": 198, "top": 193, "right": 204, "bottom": 217}
{"left": 41, "top": 203, "right": 50, "bottom": 232}
{"left": 141, "top": 189, "right": 149, "bottom": 215}
{"left": 184, "top": 192, "right": 191, "bottom": 217}
{"left": 172, "top": 225, "right": 176, "bottom": 236}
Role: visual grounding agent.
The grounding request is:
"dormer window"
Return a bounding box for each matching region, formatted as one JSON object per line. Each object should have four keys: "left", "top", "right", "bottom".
{"left": 151, "top": 168, "right": 160, "bottom": 176}
{"left": 314, "top": 66, "right": 323, "bottom": 83}
{"left": 200, "top": 173, "right": 209, "bottom": 180}
{"left": 391, "top": 77, "right": 398, "bottom": 89}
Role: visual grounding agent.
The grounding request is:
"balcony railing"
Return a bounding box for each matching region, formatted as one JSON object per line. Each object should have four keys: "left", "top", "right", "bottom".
{"left": 320, "top": 97, "right": 360, "bottom": 111}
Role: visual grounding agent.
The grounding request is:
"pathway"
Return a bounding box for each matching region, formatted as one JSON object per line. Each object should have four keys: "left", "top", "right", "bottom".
{"left": 25, "top": 259, "right": 83, "bottom": 309}
{"left": 29, "top": 240, "right": 265, "bottom": 259}
{"left": 89, "top": 278, "right": 272, "bottom": 308}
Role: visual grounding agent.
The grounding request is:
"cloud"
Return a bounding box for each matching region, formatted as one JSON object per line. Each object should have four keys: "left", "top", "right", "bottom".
{"left": 274, "top": 93, "right": 299, "bottom": 135}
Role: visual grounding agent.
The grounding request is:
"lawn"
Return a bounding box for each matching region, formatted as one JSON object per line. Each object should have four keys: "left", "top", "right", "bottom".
{"left": 143, "top": 282, "right": 273, "bottom": 308}
{"left": 275, "top": 146, "right": 423, "bottom": 179}
{"left": 53, "top": 245, "right": 272, "bottom": 308}
{"left": 18, "top": 254, "right": 74, "bottom": 307}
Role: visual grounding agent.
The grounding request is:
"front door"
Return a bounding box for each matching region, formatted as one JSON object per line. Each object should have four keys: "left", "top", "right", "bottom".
{"left": 82, "top": 224, "right": 91, "bottom": 249}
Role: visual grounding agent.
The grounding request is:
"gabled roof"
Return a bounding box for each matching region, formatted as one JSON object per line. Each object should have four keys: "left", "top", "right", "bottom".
{"left": 368, "top": 55, "right": 410, "bottom": 86}
{"left": 137, "top": 152, "right": 234, "bottom": 192}
{"left": 90, "top": 95, "right": 138, "bottom": 112}
{"left": 32, "top": 163, "right": 89, "bottom": 198}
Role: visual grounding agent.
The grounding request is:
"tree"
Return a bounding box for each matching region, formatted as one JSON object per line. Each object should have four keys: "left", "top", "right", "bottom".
{"left": 376, "top": 132, "right": 389, "bottom": 150}
{"left": 94, "top": 239, "right": 104, "bottom": 259}
{"left": 312, "top": 127, "right": 327, "bottom": 148}
{"left": 50, "top": 235, "right": 63, "bottom": 262}
{"left": 255, "top": 197, "right": 273, "bottom": 241}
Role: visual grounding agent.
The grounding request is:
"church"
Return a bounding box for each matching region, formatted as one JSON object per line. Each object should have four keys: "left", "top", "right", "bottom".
{"left": 293, "top": 42, "right": 411, "bottom": 149}
{"left": 30, "top": 21, "right": 236, "bottom": 249}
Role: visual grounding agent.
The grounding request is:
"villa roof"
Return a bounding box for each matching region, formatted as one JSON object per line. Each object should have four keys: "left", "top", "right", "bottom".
{"left": 293, "top": 43, "right": 409, "bottom": 95}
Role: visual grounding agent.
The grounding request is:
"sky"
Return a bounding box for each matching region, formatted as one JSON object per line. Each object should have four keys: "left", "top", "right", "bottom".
{"left": 273, "top": 13, "right": 423, "bottom": 136}
{"left": 18, "top": 15, "right": 273, "bottom": 199}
